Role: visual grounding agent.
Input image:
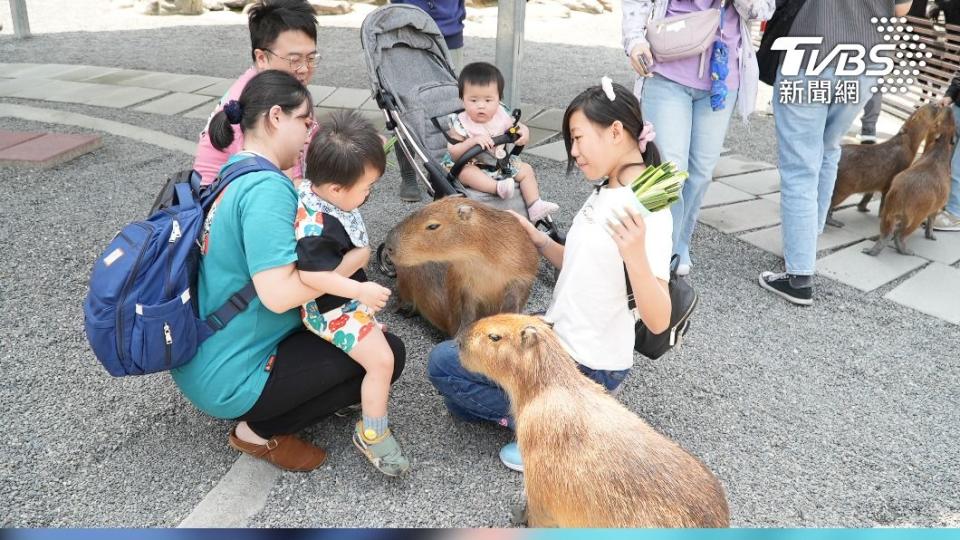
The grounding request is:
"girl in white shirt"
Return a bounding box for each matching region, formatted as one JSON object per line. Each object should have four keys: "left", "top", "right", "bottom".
{"left": 427, "top": 79, "right": 673, "bottom": 472}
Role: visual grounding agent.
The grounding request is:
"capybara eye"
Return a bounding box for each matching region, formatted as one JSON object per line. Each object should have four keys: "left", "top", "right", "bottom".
{"left": 426, "top": 223, "right": 440, "bottom": 230}
{"left": 488, "top": 333, "right": 501, "bottom": 342}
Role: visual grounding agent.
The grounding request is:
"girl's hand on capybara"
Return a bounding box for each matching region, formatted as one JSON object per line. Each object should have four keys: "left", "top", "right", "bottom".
{"left": 507, "top": 210, "right": 545, "bottom": 246}
{"left": 357, "top": 282, "right": 391, "bottom": 312}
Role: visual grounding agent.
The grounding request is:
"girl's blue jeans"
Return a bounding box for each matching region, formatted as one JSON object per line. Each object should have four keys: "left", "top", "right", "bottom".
{"left": 426, "top": 339, "right": 630, "bottom": 429}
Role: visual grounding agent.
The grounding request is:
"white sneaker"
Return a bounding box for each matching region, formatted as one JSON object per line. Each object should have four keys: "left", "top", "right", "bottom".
{"left": 932, "top": 210, "right": 960, "bottom": 232}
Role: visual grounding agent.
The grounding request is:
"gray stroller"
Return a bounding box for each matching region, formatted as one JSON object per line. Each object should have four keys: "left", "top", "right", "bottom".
{"left": 360, "top": 3, "right": 563, "bottom": 275}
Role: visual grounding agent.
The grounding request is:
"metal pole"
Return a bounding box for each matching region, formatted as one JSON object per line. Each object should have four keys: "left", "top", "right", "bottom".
{"left": 10, "top": 0, "right": 31, "bottom": 39}
{"left": 495, "top": 0, "right": 525, "bottom": 109}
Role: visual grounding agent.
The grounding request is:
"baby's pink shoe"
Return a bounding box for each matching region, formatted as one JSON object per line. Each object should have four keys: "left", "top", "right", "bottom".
{"left": 527, "top": 199, "right": 559, "bottom": 222}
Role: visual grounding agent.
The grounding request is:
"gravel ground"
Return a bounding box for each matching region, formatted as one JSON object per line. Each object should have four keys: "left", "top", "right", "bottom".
{"left": 0, "top": 12, "right": 956, "bottom": 529}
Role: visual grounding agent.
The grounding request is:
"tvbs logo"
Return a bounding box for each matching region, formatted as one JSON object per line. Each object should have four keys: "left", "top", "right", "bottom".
{"left": 772, "top": 17, "right": 931, "bottom": 85}
{"left": 773, "top": 37, "right": 896, "bottom": 77}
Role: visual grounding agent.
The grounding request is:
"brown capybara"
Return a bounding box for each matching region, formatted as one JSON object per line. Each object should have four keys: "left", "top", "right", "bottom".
{"left": 384, "top": 198, "right": 539, "bottom": 337}
{"left": 827, "top": 103, "right": 939, "bottom": 227}
{"left": 459, "top": 314, "right": 730, "bottom": 528}
{"left": 866, "top": 106, "right": 956, "bottom": 256}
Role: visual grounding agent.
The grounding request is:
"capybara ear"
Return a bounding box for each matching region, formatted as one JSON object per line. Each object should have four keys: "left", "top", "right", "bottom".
{"left": 520, "top": 325, "right": 540, "bottom": 348}
{"left": 457, "top": 204, "right": 474, "bottom": 221}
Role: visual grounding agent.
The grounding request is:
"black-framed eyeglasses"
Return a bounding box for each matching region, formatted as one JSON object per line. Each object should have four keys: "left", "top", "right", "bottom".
{"left": 263, "top": 49, "right": 320, "bottom": 70}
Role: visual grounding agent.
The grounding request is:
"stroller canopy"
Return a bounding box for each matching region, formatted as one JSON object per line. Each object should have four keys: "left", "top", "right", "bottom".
{"left": 361, "top": 4, "right": 465, "bottom": 164}
{"left": 361, "top": 5, "right": 459, "bottom": 113}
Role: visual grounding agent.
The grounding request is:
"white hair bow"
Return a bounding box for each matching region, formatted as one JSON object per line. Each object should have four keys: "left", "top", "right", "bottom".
{"left": 600, "top": 76, "right": 616, "bottom": 101}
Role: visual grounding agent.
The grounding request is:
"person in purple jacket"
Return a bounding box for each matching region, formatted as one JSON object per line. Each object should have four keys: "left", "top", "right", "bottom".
{"left": 622, "top": 0, "right": 775, "bottom": 278}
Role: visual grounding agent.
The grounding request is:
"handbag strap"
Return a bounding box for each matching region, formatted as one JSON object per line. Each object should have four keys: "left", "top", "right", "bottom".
{"left": 653, "top": 0, "right": 725, "bottom": 23}
{"left": 624, "top": 254, "right": 680, "bottom": 316}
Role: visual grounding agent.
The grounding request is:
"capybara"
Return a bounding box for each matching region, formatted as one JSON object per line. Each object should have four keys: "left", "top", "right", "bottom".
{"left": 384, "top": 198, "right": 539, "bottom": 336}
{"left": 866, "top": 106, "right": 956, "bottom": 256}
{"left": 459, "top": 313, "right": 730, "bottom": 528}
{"left": 827, "top": 103, "right": 939, "bottom": 227}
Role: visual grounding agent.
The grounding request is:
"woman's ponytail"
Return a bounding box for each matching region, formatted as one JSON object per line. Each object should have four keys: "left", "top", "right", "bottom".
{"left": 209, "top": 109, "right": 235, "bottom": 151}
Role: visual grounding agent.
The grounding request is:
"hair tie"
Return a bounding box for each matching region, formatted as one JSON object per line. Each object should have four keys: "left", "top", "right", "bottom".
{"left": 224, "top": 100, "right": 243, "bottom": 125}
{"left": 637, "top": 121, "right": 656, "bottom": 153}
{"left": 600, "top": 76, "right": 616, "bottom": 101}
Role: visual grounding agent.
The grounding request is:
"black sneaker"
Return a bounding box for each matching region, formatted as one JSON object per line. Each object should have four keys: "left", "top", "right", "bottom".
{"left": 758, "top": 271, "right": 813, "bottom": 306}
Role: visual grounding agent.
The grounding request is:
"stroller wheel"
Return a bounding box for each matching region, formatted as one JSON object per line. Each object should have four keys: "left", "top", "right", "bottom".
{"left": 377, "top": 243, "right": 397, "bottom": 278}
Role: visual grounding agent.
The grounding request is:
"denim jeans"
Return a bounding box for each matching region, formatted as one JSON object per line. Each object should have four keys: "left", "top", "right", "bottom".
{"left": 426, "top": 339, "right": 630, "bottom": 429}
{"left": 640, "top": 74, "right": 739, "bottom": 267}
{"left": 773, "top": 69, "right": 873, "bottom": 275}
{"left": 949, "top": 104, "right": 960, "bottom": 216}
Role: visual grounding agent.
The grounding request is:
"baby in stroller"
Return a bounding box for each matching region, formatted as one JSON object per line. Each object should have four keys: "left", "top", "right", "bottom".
{"left": 442, "top": 62, "right": 560, "bottom": 223}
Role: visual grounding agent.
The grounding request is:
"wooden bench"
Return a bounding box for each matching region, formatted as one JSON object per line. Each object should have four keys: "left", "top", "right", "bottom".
{"left": 882, "top": 16, "right": 960, "bottom": 120}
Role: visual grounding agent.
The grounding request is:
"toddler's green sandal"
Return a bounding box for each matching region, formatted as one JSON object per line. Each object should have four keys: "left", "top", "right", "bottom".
{"left": 352, "top": 421, "right": 411, "bottom": 477}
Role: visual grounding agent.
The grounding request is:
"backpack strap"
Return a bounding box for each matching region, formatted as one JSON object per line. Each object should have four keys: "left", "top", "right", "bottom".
{"left": 201, "top": 155, "right": 283, "bottom": 211}
{"left": 624, "top": 264, "right": 638, "bottom": 320}
{"left": 624, "top": 254, "right": 679, "bottom": 317}
{"left": 205, "top": 282, "right": 258, "bottom": 332}
{"left": 200, "top": 155, "right": 283, "bottom": 333}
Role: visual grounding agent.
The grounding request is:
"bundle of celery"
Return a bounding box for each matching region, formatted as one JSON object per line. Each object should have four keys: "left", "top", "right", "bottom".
{"left": 630, "top": 162, "right": 689, "bottom": 213}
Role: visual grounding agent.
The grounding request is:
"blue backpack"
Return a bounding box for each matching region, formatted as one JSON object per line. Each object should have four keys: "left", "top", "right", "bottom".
{"left": 83, "top": 156, "right": 280, "bottom": 376}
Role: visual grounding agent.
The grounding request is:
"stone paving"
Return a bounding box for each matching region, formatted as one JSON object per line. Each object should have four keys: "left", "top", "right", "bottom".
{"left": 1, "top": 61, "right": 957, "bottom": 325}
{"left": 705, "top": 156, "right": 960, "bottom": 324}
{"left": 0, "top": 128, "right": 101, "bottom": 168}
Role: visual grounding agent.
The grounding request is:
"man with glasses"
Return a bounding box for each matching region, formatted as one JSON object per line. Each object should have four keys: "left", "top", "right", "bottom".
{"left": 193, "top": 0, "right": 320, "bottom": 185}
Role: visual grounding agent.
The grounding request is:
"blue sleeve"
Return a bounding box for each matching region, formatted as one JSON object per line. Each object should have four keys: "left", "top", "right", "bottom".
{"left": 238, "top": 175, "right": 298, "bottom": 276}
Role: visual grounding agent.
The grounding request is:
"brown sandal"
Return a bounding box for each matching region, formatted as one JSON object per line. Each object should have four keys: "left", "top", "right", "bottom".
{"left": 228, "top": 428, "right": 327, "bottom": 472}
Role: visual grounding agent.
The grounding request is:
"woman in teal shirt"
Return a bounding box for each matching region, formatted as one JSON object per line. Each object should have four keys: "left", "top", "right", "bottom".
{"left": 172, "top": 70, "right": 406, "bottom": 472}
